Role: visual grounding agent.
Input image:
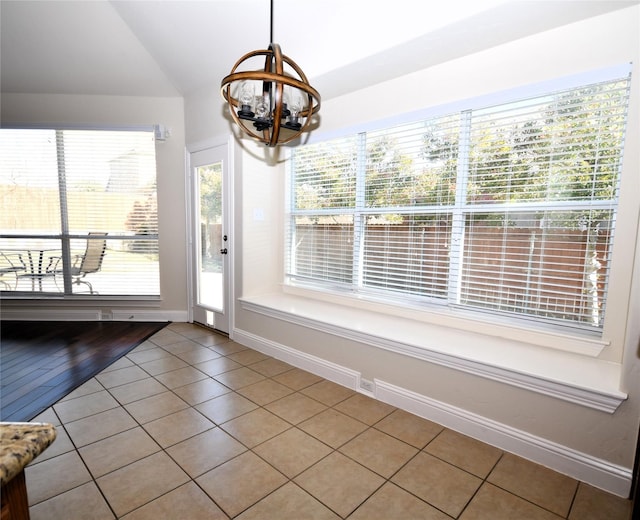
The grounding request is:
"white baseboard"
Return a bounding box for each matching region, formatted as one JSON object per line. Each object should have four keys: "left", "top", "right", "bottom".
{"left": 375, "top": 380, "right": 632, "bottom": 498}
{"left": 233, "top": 328, "right": 360, "bottom": 389}
{"left": 1, "top": 308, "right": 187, "bottom": 322}
{"left": 0, "top": 309, "right": 102, "bottom": 320}
{"left": 110, "top": 310, "right": 187, "bottom": 322}
{"left": 233, "top": 327, "right": 633, "bottom": 498}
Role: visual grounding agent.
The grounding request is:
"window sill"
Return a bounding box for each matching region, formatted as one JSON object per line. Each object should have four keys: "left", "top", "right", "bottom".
{"left": 239, "top": 291, "right": 627, "bottom": 413}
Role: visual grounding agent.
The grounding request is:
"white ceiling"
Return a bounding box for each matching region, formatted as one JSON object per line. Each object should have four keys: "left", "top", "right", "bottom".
{"left": 1, "top": 1, "right": 636, "bottom": 101}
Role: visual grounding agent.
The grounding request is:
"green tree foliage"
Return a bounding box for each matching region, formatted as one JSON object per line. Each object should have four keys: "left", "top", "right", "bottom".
{"left": 293, "top": 139, "right": 357, "bottom": 210}
{"left": 199, "top": 164, "right": 222, "bottom": 224}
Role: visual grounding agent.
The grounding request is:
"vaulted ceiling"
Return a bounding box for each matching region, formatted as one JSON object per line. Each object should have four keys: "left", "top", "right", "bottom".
{"left": 1, "top": 1, "right": 635, "bottom": 101}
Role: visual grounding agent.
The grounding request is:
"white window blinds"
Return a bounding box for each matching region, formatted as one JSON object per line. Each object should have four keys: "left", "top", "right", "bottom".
{"left": 0, "top": 128, "right": 159, "bottom": 296}
{"left": 287, "top": 72, "right": 630, "bottom": 331}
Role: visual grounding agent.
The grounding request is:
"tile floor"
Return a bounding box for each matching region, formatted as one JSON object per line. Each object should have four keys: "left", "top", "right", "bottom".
{"left": 24, "top": 322, "right": 632, "bottom": 519}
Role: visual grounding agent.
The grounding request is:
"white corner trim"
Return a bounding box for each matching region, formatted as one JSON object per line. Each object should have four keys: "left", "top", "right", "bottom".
{"left": 375, "top": 379, "right": 632, "bottom": 498}
{"left": 239, "top": 296, "right": 626, "bottom": 413}
{"left": 233, "top": 326, "right": 632, "bottom": 497}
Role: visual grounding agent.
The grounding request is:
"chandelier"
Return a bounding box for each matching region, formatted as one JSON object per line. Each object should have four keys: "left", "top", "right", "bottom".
{"left": 220, "top": 1, "right": 321, "bottom": 147}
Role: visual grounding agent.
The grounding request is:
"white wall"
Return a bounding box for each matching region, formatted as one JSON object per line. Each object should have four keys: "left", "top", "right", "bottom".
{"left": 186, "top": 5, "right": 640, "bottom": 496}
{"left": 1, "top": 93, "right": 188, "bottom": 320}
{"left": 2, "top": 3, "right": 637, "bottom": 497}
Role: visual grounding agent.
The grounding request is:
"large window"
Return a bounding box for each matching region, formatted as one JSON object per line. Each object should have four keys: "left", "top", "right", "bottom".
{"left": 0, "top": 128, "right": 159, "bottom": 297}
{"left": 287, "top": 73, "right": 631, "bottom": 331}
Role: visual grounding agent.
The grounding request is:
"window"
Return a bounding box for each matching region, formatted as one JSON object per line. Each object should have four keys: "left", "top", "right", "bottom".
{"left": 287, "top": 73, "right": 631, "bottom": 331}
{"left": 0, "top": 128, "right": 159, "bottom": 297}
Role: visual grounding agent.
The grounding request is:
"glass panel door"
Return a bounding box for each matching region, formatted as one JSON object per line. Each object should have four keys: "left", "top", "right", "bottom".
{"left": 190, "top": 145, "right": 229, "bottom": 333}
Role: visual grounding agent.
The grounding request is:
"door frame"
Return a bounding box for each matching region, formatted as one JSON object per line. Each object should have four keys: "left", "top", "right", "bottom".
{"left": 185, "top": 136, "right": 235, "bottom": 336}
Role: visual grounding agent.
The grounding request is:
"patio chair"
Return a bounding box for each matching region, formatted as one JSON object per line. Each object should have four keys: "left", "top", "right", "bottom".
{"left": 49, "top": 233, "right": 108, "bottom": 294}
{"left": 69, "top": 233, "right": 108, "bottom": 294}
{"left": 0, "top": 252, "right": 25, "bottom": 290}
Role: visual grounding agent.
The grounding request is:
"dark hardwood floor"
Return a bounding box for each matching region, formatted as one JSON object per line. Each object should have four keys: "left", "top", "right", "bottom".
{"left": 0, "top": 320, "right": 168, "bottom": 422}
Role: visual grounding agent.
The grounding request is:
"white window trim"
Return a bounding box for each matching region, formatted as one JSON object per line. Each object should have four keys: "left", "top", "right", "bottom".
{"left": 269, "top": 65, "right": 636, "bottom": 413}
{"left": 285, "top": 65, "right": 632, "bottom": 338}
{"left": 1, "top": 125, "right": 161, "bottom": 298}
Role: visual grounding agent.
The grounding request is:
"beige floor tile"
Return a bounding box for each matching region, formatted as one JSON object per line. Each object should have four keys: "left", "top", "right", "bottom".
{"left": 196, "top": 451, "right": 287, "bottom": 518}
{"left": 53, "top": 389, "right": 121, "bottom": 423}
{"left": 195, "top": 391, "right": 258, "bottom": 424}
{"left": 236, "top": 481, "right": 340, "bottom": 520}
{"left": 425, "top": 429, "right": 502, "bottom": 478}
{"left": 299, "top": 408, "right": 368, "bottom": 448}
{"left": 460, "top": 483, "right": 562, "bottom": 520}
{"left": 250, "top": 357, "right": 294, "bottom": 377}
{"left": 391, "top": 452, "right": 482, "bottom": 517}
{"left": 108, "top": 377, "right": 168, "bottom": 405}
{"left": 165, "top": 322, "right": 204, "bottom": 336}
{"left": 214, "top": 366, "right": 266, "bottom": 389}
{"left": 301, "top": 380, "right": 356, "bottom": 406}
{"left": 237, "top": 378, "right": 294, "bottom": 405}
{"left": 221, "top": 408, "right": 290, "bottom": 448}
{"left": 147, "top": 329, "right": 185, "bottom": 346}
{"left": 207, "top": 339, "right": 246, "bottom": 353}
{"left": 349, "top": 482, "right": 451, "bottom": 520}
{"left": 121, "top": 482, "right": 228, "bottom": 520}
{"left": 29, "top": 481, "right": 115, "bottom": 520}
{"left": 64, "top": 407, "right": 137, "bottom": 447}
{"left": 97, "top": 451, "right": 190, "bottom": 517}
{"left": 25, "top": 451, "right": 93, "bottom": 506}
{"left": 273, "top": 367, "right": 323, "bottom": 390}
{"left": 488, "top": 453, "right": 578, "bottom": 517}
{"left": 172, "top": 325, "right": 218, "bottom": 339}
{"left": 226, "top": 348, "right": 270, "bottom": 366}
{"left": 173, "top": 346, "right": 221, "bottom": 364}
{"left": 127, "top": 346, "right": 173, "bottom": 364}
{"left": 153, "top": 366, "right": 208, "bottom": 389}
{"left": 375, "top": 408, "right": 444, "bottom": 448}
{"left": 190, "top": 331, "right": 228, "bottom": 345}
{"left": 29, "top": 425, "right": 75, "bottom": 463}
{"left": 143, "top": 407, "right": 215, "bottom": 447}
{"left": 31, "top": 407, "right": 61, "bottom": 426}
{"left": 130, "top": 340, "right": 159, "bottom": 352}
{"left": 166, "top": 427, "right": 246, "bottom": 478}
{"left": 100, "top": 356, "right": 135, "bottom": 373}
{"left": 265, "top": 392, "right": 328, "bottom": 424}
{"left": 138, "top": 355, "right": 189, "bottom": 376}
{"left": 254, "top": 427, "right": 333, "bottom": 478}
{"left": 339, "top": 428, "right": 418, "bottom": 478}
{"left": 172, "top": 377, "right": 231, "bottom": 406}
{"left": 96, "top": 365, "right": 150, "bottom": 389}
{"left": 195, "top": 356, "right": 242, "bottom": 376}
{"left": 295, "top": 451, "right": 385, "bottom": 518}
{"left": 60, "top": 378, "right": 104, "bottom": 401}
{"left": 160, "top": 339, "right": 205, "bottom": 355}
{"left": 79, "top": 426, "right": 160, "bottom": 478}
{"left": 334, "top": 393, "right": 396, "bottom": 425}
{"left": 191, "top": 331, "right": 233, "bottom": 346}
{"left": 568, "top": 482, "right": 632, "bottom": 520}
{"left": 124, "top": 391, "right": 189, "bottom": 424}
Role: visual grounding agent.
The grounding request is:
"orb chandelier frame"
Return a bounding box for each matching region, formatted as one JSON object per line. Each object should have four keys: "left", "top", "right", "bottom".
{"left": 220, "top": 1, "right": 321, "bottom": 147}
